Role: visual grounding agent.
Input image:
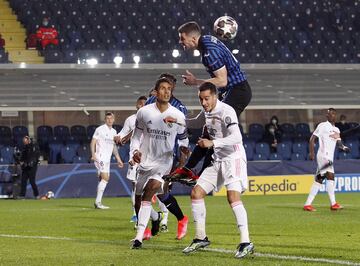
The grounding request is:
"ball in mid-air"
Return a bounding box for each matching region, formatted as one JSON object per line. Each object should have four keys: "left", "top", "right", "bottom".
{"left": 213, "top": 16, "right": 238, "bottom": 40}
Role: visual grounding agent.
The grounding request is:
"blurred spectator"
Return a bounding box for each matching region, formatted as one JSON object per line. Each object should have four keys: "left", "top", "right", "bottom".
{"left": 264, "top": 116, "right": 282, "bottom": 152}
{"left": 19, "top": 136, "right": 40, "bottom": 199}
{"left": 36, "top": 17, "right": 59, "bottom": 50}
{"left": 263, "top": 124, "right": 282, "bottom": 152}
{"left": 326, "top": 3, "right": 344, "bottom": 32}
{"left": 0, "top": 33, "right": 5, "bottom": 49}
{"left": 335, "top": 114, "right": 350, "bottom": 133}
{"left": 298, "top": 8, "right": 317, "bottom": 31}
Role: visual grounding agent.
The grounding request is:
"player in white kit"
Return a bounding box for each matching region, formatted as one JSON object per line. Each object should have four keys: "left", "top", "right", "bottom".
{"left": 91, "top": 112, "right": 124, "bottom": 209}
{"left": 130, "top": 77, "right": 189, "bottom": 249}
{"left": 114, "top": 96, "right": 147, "bottom": 222}
{"left": 304, "top": 108, "right": 349, "bottom": 212}
{"left": 167, "top": 82, "right": 254, "bottom": 259}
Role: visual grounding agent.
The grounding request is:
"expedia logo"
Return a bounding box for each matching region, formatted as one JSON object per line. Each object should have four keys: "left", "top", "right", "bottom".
{"left": 249, "top": 179, "right": 297, "bottom": 195}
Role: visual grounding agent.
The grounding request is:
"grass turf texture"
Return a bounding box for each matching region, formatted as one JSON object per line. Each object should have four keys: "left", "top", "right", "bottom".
{"left": 0, "top": 194, "right": 359, "bottom": 266}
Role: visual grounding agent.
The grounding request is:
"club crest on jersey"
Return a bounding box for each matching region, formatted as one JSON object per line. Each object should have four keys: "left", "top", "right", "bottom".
{"left": 167, "top": 122, "right": 173, "bottom": 128}
{"left": 225, "top": 116, "right": 232, "bottom": 125}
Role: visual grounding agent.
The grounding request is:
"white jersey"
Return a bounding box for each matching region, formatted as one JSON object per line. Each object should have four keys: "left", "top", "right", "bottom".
{"left": 131, "top": 103, "right": 188, "bottom": 171}
{"left": 313, "top": 121, "right": 340, "bottom": 160}
{"left": 205, "top": 100, "right": 246, "bottom": 161}
{"left": 92, "top": 124, "right": 117, "bottom": 163}
{"left": 117, "top": 114, "right": 136, "bottom": 139}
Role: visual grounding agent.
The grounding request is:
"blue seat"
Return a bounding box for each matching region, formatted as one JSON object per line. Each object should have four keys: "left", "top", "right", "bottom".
{"left": 73, "top": 155, "right": 89, "bottom": 163}
{"left": 0, "top": 126, "right": 12, "bottom": 138}
{"left": 291, "top": 152, "right": 306, "bottom": 161}
{"left": 77, "top": 144, "right": 90, "bottom": 158}
{"left": 0, "top": 146, "right": 14, "bottom": 164}
{"left": 12, "top": 126, "right": 29, "bottom": 139}
{"left": 269, "top": 153, "right": 282, "bottom": 160}
{"left": 113, "top": 124, "right": 123, "bottom": 134}
{"left": 243, "top": 140, "right": 255, "bottom": 161}
{"left": 277, "top": 141, "right": 292, "bottom": 160}
{"left": 61, "top": 145, "right": 77, "bottom": 163}
{"left": 71, "top": 125, "right": 87, "bottom": 140}
{"left": 87, "top": 125, "right": 99, "bottom": 138}
{"left": 255, "top": 142, "right": 270, "bottom": 158}
{"left": 248, "top": 123, "right": 264, "bottom": 142}
{"left": 54, "top": 125, "right": 70, "bottom": 140}
{"left": 254, "top": 153, "right": 269, "bottom": 160}
{"left": 344, "top": 140, "right": 359, "bottom": 159}
{"left": 295, "top": 123, "right": 310, "bottom": 134}
{"left": 280, "top": 123, "right": 295, "bottom": 134}
{"left": 338, "top": 151, "right": 352, "bottom": 160}
{"left": 292, "top": 141, "right": 308, "bottom": 157}
{"left": 65, "top": 136, "right": 80, "bottom": 150}
{"left": 37, "top": 125, "right": 53, "bottom": 138}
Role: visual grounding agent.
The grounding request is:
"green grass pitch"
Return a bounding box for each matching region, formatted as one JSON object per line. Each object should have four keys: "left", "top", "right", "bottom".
{"left": 0, "top": 193, "right": 359, "bottom": 265}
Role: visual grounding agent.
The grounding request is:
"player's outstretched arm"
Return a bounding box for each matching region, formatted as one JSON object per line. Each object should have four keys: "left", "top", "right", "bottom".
{"left": 309, "top": 135, "right": 317, "bottom": 160}
{"left": 90, "top": 138, "right": 96, "bottom": 161}
{"left": 336, "top": 140, "right": 350, "bottom": 152}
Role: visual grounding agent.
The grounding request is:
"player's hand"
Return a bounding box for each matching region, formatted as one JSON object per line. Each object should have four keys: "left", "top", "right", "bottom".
{"left": 309, "top": 153, "right": 315, "bottom": 161}
{"left": 133, "top": 150, "right": 142, "bottom": 164}
{"left": 341, "top": 145, "right": 350, "bottom": 152}
{"left": 329, "top": 132, "right": 340, "bottom": 139}
{"left": 128, "top": 159, "right": 136, "bottom": 166}
{"left": 182, "top": 70, "right": 197, "bottom": 86}
{"left": 180, "top": 146, "right": 191, "bottom": 155}
{"left": 197, "top": 138, "right": 214, "bottom": 148}
{"left": 114, "top": 135, "right": 121, "bottom": 144}
{"left": 163, "top": 116, "right": 177, "bottom": 124}
{"left": 117, "top": 160, "right": 124, "bottom": 168}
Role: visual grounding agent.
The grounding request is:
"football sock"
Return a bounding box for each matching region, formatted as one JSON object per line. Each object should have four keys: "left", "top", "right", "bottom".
{"left": 326, "top": 180, "right": 336, "bottom": 205}
{"left": 192, "top": 199, "right": 206, "bottom": 240}
{"left": 160, "top": 193, "right": 184, "bottom": 221}
{"left": 231, "top": 201, "right": 250, "bottom": 243}
{"left": 157, "top": 198, "right": 169, "bottom": 225}
{"left": 95, "top": 179, "right": 108, "bottom": 203}
{"left": 135, "top": 201, "right": 151, "bottom": 241}
{"left": 131, "top": 190, "right": 136, "bottom": 215}
{"left": 305, "top": 182, "right": 322, "bottom": 206}
{"left": 150, "top": 207, "right": 159, "bottom": 221}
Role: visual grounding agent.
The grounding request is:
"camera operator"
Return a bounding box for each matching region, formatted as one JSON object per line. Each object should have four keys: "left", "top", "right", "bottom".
{"left": 19, "top": 136, "right": 40, "bottom": 199}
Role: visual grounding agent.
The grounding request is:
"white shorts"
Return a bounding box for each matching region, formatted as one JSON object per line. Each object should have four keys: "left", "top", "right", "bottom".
{"left": 316, "top": 156, "right": 334, "bottom": 176}
{"left": 135, "top": 164, "right": 172, "bottom": 196}
{"left": 94, "top": 160, "right": 110, "bottom": 175}
{"left": 196, "top": 158, "right": 248, "bottom": 194}
{"left": 126, "top": 164, "right": 138, "bottom": 182}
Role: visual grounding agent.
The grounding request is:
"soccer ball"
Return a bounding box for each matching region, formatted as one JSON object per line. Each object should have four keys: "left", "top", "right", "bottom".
{"left": 46, "top": 191, "right": 55, "bottom": 199}
{"left": 213, "top": 16, "right": 238, "bottom": 40}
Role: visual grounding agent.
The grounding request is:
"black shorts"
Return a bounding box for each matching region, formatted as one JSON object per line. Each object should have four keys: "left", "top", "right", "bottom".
{"left": 219, "top": 80, "right": 252, "bottom": 117}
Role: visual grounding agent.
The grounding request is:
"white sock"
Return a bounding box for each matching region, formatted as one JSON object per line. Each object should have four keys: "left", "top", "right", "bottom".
{"left": 305, "top": 182, "right": 321, "bottom": 206}
{"left": 326, "top": 180, "right": 336, "bottom": 205}
{"left": 135, "top": 201, "right": 151, "bottom": 241}
{"left": 157, "top": 198, "right": 169, "bottom": 225}
{"left": 150, "top": 207, "right": 159, "bottom": 221}
{"left": 192, "top": 199, "right": 206, "bottom": 240}
{"left": 95, "top": 180, "right": 108, "bottom": 204}
{"left": 131, "top": 190, "right": 136, "bottom": 215}
{"left": 231, "top": 201, "right": 250, "bottom": 243}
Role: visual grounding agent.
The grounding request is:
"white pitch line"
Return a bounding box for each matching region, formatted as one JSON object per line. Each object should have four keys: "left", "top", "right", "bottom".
{"left": 0, "top": 234, "right": 359, "bottom": 265}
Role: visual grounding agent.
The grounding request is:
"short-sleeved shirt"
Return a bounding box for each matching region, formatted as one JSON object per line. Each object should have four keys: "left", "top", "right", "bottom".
{"left": 199, "top": 35, "right": 247, "bottom": 93}
{"left": 117, "top": 114, "right": 136, "bottom": 139}
{"left": 204, "top": 100, "right": 245, "bottom": 161}
{"left": 313, "top": 121, "right": 340, "bottom": 160}
{"left": 132, "top": 103, "right": 188, "bottom": 170}
{"left": 92, "top": 124, "right": 117, "bottom": 163}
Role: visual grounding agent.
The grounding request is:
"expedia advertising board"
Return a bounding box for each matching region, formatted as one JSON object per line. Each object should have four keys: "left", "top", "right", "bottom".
{"left": 214, "top": 174, "right": 360, "bottom": 196}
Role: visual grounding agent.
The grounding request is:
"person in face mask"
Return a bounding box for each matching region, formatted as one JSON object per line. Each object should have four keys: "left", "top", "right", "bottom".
{"left": 298, "top": 7, "right": 316, "bottom": 31}
{"left": 264, "top": 116, "right": 282, "bottom": 152}
{"left": 35, "top": 17, "right": 59, "bottom": 50}
{"left": 335, "top": 114, "right": 350, "bottom": 134}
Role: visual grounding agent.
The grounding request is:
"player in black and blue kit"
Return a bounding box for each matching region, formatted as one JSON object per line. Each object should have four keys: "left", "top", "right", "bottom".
{"left": 175, "top": 21, "right": 252, "bottom": 179}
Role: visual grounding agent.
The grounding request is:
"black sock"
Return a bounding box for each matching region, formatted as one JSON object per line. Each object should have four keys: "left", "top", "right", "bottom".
{"left": 160, "top": 193, "right": 184, "bottom": 221}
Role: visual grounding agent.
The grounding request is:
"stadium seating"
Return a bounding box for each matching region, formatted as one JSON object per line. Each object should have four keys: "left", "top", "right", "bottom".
{"left": 5, "top": 0, "right": 358, "bottom": 64}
